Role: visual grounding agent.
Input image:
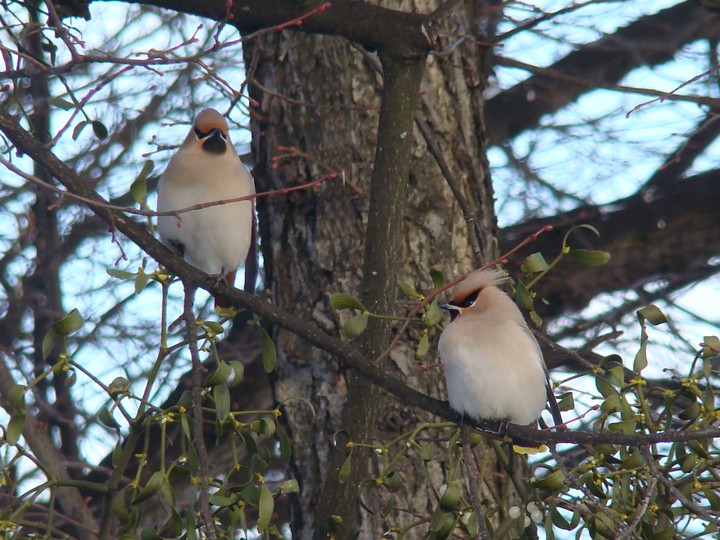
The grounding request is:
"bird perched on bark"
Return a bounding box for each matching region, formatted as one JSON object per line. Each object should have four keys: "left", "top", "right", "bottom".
{"left": 437, "top": 267, "right": 564, "bottom": 452}
{"left": 157, "top": 108, "right": 255, "bottom": 311}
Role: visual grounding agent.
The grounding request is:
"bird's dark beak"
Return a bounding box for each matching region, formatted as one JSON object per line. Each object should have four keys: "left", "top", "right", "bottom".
{"left": 439, "top": 302, "right": 461, "bottom": 321}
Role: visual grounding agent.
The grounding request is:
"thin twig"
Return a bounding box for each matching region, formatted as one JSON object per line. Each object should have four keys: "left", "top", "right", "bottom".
{"left": 5, "top": 111, "right": 720, "bottom": 450}
{"left": 415, "top": 113, "right": 484, "bottom": 264}
{"left": 627, "top": 63, "right": 720, "bottom": 116}
{"left": 0, "top": 155, "right": 336, "bottom": 216}
{"left": 615, "top": 463, "right": 657, "bottom": 540}
{"left": 461, "top": 426, "right": 490, "bottom": 539}
{"left": 495, "top": 55, "right": 720, "bottom": 110}
{"left": 182, "top": 285, "right": 217, "bottom": 540}
{"left": 641, "top": 446, "right": 720, "bottom": 528}
{"left": 549, "top": 444, "right": 627, "bottom": 535}
{"left": 376, "top": 225, "right": 553, "bottom": 363}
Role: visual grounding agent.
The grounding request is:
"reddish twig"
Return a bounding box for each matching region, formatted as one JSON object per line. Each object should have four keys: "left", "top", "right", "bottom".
{"left": 376, "top": 225, "right": 554, "bottom": 362}
{"left": 1, "top": 154, "right": 338, "bottom": 217}
{"left": 626, "top": 63, "right": 720, "bottom": 117}
{"left": 239, "top": 2, "right": 333, "bottom": 43}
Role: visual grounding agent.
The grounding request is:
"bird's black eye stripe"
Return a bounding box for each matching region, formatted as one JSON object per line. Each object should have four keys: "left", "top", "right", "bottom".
{"left": 194, "top": 127, "right": 206, "bottom": 138}
{"left": 458, "top": 290, "right": 480, "bottom": 308}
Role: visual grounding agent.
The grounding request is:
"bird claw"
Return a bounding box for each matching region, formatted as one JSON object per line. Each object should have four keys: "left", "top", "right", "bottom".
{"left": 483, "top": 418, "right": 510, "bottom": 436}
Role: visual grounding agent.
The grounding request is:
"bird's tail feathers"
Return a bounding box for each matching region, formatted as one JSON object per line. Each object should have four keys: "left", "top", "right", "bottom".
{"left": 546, "top": 379, "right": 566, "bottom": 431}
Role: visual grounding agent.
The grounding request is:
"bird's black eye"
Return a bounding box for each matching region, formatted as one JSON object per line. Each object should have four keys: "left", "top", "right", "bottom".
{"left": 457, "top": 290, "right": 480, "bottom": 308}
{"left": 194, "top": 127, "right": 206, "bottom": 138}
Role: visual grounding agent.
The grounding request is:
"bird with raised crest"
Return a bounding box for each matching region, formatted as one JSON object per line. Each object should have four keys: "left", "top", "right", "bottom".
{"left": 438, "top": 267, "right": 564, "bottom": 453}
{"left": 157, "top": 108, "right": 255, "bottom": 312}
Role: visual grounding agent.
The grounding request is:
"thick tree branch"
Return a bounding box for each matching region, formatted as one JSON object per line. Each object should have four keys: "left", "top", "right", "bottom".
{"left": 313, "top": 52, "right": 426, "bottom": 539}
{"left": 2, "top": 109, "right": 717, "bottom": 466}
{"left": 501, "top": 169, "right": 720, "bottom": 318}
{"left": 94, "top": 0, "right": 436, "bottom": 57}
{"left": 182, "top": 285, "right": 217, "bottom": 540}
{"left": 0, "top": 354, "right": 98, "bottom": 538}
{"left": 646, "top": 110, "right": 720, "bottom": 187}
{"left": 486, "top": 1, "right": 720, "bottom": 145}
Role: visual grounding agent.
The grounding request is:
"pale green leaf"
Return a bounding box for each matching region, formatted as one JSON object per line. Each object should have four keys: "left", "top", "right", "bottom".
{"left": 130, "top": 176, "right": 147, "bottom": 207}
{"left": 280, "top": 479, "right": 300, "bottom": 495}
{"left": 557, "top": 392, "right": 574, "bottom": 412}
{"left": 529, "top": 310, "right": 543, "bottom": 328}
{"left": 52, "top": 308, "right": 84, "bottom": 336}
{"left": 214, "top": 383, "right": 231, "bottom": 423}
{"left": 414, "top": 333, "right": 429, "bottom": 359}
{"left": 6, "top": 411, "right": 26, "bottom": 445}
{"left": 99, "top": 406, "right": 120, "bottom": 429}
{"left": 608, "top": 420, "right": 637, "bottom": 434}
{"left": 204, "top": 361, "right": 234, "bottom": 387}
{"left": 701, "top": 335, "right": 720, "bottom": 358}
{"left": 568, "top": 249, "right": 611, "bottom": 266}
{"left": 109, "top": 377, "right": 130, "bottom": 396}
{"left": 133, "top": 471, "right": 164, "bottom": 504}
{"left": 257, "top": 483, "right": 274, "bottom": 532}
{"left": 531, "top": 470, "right": 566, "bottom": 491}
{"left": 423, "top": 300, "right": 441, "bottom": 327}
{"left": 341, "top": 313, "right": 368, "bottom": 340}
{"left": 338, "top": 454, "right": 352, "bottom": 484}
{"left": 7, "top": 385, "right": 26, "bottom": 412}
{"left": 429, "top": 267, "right": 445, "bottom": 290}
{"left": 633, "top": 342, "right": 648, "bottom": 373}
{"left": 228, "top": 361, "right": 244, "bottom": 386}
{"left": 208, "top": 493, "right": 239, "bottom": 507}
{"left": 130, "top": 160, "right": 153, "bottom": 205}
{"left": 251, "top": 417, "right": 276, "bottom": 437}
{"left": 397, "top": 280, "right": 421, "bottom": 299}
{"left": 637, "top": 304, "right": 668, "bottom": 326}
{"left": 42, "top": 328, "right": 57, "bottom": 360}
{"left": 514, "top": 281, "right": 533, "bottom": 311}
{"left": 48, "top": 96, "right": 75, "bottom": 110}
{"left": 134, "top": 271, "right": 150, "bottom": 294}
{"left": 521, "top": 252, "right": 549, "bottom": 273}
{"left": 329, "top": 292, "right": 365, "bottom": 311}
{"left": 259, "top": 326, "right": 277, "bottom": 373}
{"left": 107, "top": 269, "right": 136, "bottom": 280}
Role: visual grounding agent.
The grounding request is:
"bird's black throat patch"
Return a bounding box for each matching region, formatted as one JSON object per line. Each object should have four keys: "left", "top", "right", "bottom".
{"left": 201, "top": 129, "right": 227, "bottom": 155}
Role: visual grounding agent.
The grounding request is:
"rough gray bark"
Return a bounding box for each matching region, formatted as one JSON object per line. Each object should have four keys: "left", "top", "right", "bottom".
{"left": 241, "top": 2, "right": 502, "bottom": 537}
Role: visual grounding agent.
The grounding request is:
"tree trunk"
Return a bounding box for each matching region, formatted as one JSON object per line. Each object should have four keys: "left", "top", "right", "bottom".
{"left": 243, "top": 2, "right": 509, "bottom": 537}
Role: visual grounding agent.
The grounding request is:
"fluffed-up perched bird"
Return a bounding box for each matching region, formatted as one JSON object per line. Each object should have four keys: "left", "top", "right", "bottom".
{"left": 157, "top": 108, "right": 255, "bottom": 311}
{"left": 437, "top": 268, "right": 564, "bottom": 452}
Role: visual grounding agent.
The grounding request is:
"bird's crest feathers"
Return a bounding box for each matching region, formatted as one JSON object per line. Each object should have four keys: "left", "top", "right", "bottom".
{"left": 450, "top": 268, "right": 507, "bottom": 305}
{"left": 194, "top": 108, "right": 229, "bottom": 136}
